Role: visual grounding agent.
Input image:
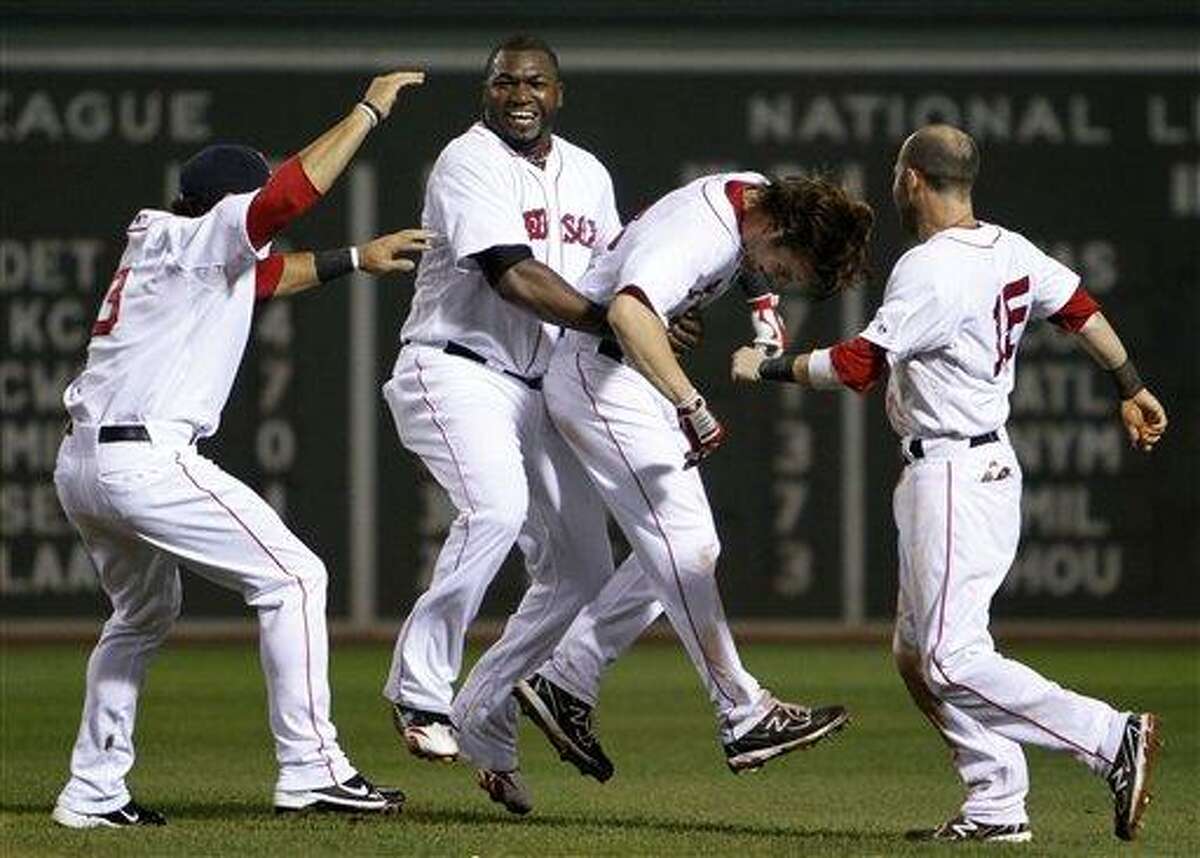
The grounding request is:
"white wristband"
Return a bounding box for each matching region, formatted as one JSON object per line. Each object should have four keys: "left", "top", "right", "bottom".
{"left": 349, "top": 246, "right": 360, "bottom": 270}
{"left": 807, "top": 347, "right": 842, "bottom": 390}
{"left": 354, "top": 102, "right": 380, "bottom": 128}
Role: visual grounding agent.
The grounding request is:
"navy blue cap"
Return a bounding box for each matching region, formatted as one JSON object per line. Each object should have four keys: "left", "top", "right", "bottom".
{"left": 178, "top": 144, "right": 271, "bottom": 212}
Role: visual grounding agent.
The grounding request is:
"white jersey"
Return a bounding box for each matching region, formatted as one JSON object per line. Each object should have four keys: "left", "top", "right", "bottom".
{"left": 401, "top": 123, "right": 620, "bottom": 377}
{"left": 63, "top": 192, "right": 268, "bottom": 439}
{"left": 860, "top": 221, "right": 1078, "bottom": 439}
{"left": 575, "top": 172, "right": 765, "bottom": 319}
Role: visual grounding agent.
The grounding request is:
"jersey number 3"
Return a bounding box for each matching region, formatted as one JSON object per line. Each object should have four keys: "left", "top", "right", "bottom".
{"left": 92, "top": 267, "right": 130, "bottom": 336}
{"left": 992, "top": 276, "right": 1029, "bottom": 376}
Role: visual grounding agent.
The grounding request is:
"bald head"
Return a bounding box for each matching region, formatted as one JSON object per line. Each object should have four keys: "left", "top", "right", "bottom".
{"left": 899, "top": 124, "right": 979, "bottom": 196}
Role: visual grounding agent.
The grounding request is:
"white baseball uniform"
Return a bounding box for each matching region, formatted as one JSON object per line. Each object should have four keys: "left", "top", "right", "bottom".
{"left": 383, "top": 123, "right": 621, "bottom": 722}
{"left": 456, "top": 173, "right": 783, "bottom": 771}
{"left": 54, "top": 193, "right": 357, "bottom": 815}
{"left": 833, "top": 222, "right": 1129, "bottom": 825}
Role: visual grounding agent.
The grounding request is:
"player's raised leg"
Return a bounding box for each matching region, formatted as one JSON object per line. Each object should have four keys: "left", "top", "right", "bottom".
{"left": 900, "top": 446, "right": 1156, "bottom": 839}
{"left": 453, "top": 416, "right": 614, "bottom": 807}
{"left": 546, "top": 349, "right": 848, "bottom": 772}
{"left": 515, "top": 557, "right": 661, "bottom": 782}
{"left": 382, "top": 346, "right": 537, "bottom": 760}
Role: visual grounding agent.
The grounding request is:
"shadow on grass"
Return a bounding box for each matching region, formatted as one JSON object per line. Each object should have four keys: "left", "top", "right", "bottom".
{"left": 403, "top": 806, "right": 901, "bottom": 842}
{"left": 0, "top": 801, "right": 902, "bottom": 844}
{"left": 2, "top": 801, "right": 900, "bottom": 842}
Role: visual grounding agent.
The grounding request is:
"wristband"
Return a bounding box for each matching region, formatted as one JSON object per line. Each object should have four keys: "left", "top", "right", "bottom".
{"left": 759, "top": 353, "right": 797, "bottom": 383}
{"left": 355, "top": 101, "right": 382, "bottom": 128}
{"left": 1110, "top": 358, "right": 1144, "bottom": 399}
{"left": 314, "top": 247, "right": 357, "bottom": 283}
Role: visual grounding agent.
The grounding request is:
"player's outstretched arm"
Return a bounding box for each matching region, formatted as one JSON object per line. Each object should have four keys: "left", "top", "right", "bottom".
{"left": 256, "top": 229, "right": 435, "bottom": 299}
{"left": 610, "top": 290, "right": 725, "bottom": 466}
{"left": 296, "top": 70, "right": 424, "bottom": 192}
{"left": 246, "top": 70, "right": 425, "bottom": 249}
{"left": 485, "top": 256, "right": 609, "bottom": 332}
{"left": 1071, "top": 312, "right": 1167, "bottom": 451}
{"left": 732, "top": 337, "right": 886, "bottom": 393}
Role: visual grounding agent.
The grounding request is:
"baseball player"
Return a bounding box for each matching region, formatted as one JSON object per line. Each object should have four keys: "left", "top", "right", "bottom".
{"left": 731, "top": 124, "right": 1166, "bottom": 843}
{"left": 450, "top": 170, "right": 874, "bottom": 802}
{"left": 51, "top": 71, "right": 431, "bottom": 827}
{"left": 381, "top": 37, "right": 624, "bottom": 803}
{"left": 509, "top": 267, "right": 786, "bottom": 784}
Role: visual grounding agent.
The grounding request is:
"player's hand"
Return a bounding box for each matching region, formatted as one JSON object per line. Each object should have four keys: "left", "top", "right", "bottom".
{"left": 748, "top": 292, "right": 786, "bottom": 355}
{"left": 1119, "top": 388, "right": 1167, "bottom": 452}
{"left": 362, "top": 70, "right": 426, "bottom": 119}
{"left": 677, "top": 392, "right": 726, "bottom": 468}
{"left": 730, "top": 346, "right": 767, "bottom": 383}
{"left": 666, "top": 308, "right": 705, "bottom": 357}
{"left": 357, "top": 229, "right": 436, "bottom": 274}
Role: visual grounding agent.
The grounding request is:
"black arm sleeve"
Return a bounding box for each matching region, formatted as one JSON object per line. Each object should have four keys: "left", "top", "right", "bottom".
{"left": 471, "top": 244, "right": 534, "bottom": 287}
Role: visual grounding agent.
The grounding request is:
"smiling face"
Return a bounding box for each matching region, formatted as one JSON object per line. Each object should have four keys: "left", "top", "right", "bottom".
{"left": 481, "top": 49, "right": 563, "bottom": 153}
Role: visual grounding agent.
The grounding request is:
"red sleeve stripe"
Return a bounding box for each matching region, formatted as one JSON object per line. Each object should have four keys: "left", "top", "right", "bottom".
{"left": 255, "top": 254, "right": 285, "bottom": 300}
{"left": 830, "top": 336, "right": 887, "bottom": 393}
{"left": 247, "top": 157, "right": 322, "bottom": 249}
{"left": 723, "top": 180, "right": 752, "bottom": 229}
{"left": 1047, "top": 285, "right": 1100, "bottom": 332}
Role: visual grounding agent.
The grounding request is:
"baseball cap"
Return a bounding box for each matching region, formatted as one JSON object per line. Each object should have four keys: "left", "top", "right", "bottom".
{"left": 177, "top": 144, "right": 271, "bottom": 212}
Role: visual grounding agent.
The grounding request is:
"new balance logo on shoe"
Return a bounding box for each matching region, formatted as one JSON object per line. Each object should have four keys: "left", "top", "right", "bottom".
{"left": 906, "top": 815, "right": 1032, "bottom": 843}
{"left": 1107, "top": 712, "right": 1161, "bottom": 841}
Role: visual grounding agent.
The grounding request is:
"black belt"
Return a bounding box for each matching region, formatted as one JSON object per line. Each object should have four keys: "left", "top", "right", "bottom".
{"left": 99, "top": 425, "right": 151, "bottom": 443}
{"left": 908, "top": 430, "right": 999, "bottom": 460}
{"left": 441, "top": 341, "right": 542, "bottom": 390}
{"left": 597, "top": 339, "right": 624, "bottom": 362}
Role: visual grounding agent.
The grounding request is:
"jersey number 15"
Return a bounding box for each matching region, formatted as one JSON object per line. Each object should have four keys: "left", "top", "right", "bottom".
{"left": 992, "top": 276, "right": 1029, "bottom": 376}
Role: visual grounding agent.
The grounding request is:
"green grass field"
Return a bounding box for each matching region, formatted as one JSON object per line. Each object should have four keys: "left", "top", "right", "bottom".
{"left": 2, "top": 640, "right": 1196, "bottom": 856}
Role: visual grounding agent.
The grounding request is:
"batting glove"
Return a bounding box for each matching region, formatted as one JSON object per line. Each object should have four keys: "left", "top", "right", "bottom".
{"left": 677, "top": 392, "right": 726, "bottom": 468}
{"left": 748, "top": 292, "right": 787, "bottom": 356}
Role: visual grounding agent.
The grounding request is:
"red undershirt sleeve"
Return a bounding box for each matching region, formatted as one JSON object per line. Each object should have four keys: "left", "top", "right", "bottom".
{"left": 246, "top": 157, "right": 322, "bottom": 249}
{"left": 255, "top": 254, "right": 285, "bottom": 301}
{"left": 829, "top": 336, "right": 888, "bottom": 393}
{"left": 1047, "top": 285, "right": 1101, "bottom": 332}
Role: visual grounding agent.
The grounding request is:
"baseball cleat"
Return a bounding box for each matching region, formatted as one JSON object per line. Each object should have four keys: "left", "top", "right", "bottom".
{"left": 1107, "top": 712, "right": 1161, "bottom": 841}
{"left": 392, "top": 703, "right": 458, "bottom": 762}
{"left": 514, "top": 674, "right": 614, "bottom": 782}
{"left": 724, "top": 701, "right": 849, "bottom": 773}
{"left": 274, "top": 773, "right": 396, "bottom": 814}
{"left": 476, "top": 768, "right": 533, "bottom": 815}
{"left": 52, "top": 799, "right": 166, "bottom": 829}
{"left": 905, "top": 815, "right": 1033, "bottom": 843}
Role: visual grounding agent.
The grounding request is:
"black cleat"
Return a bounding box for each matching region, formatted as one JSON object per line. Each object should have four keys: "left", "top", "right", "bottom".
{"left": 1107, "top": 712, "right": 1161, "bottom": 841}
{"left": 52, "top": 799, "right": 167, "bottom": 829}
{"left": 905, "top": 815, "right": 1033, "bottom": 843}
{"left": 274, "top": 773, "right": 394, "bottom": 814}
{"left": 514, "top": 674, "right": 614, "bottom": 783}
{"left": 724, "top": 701, "right": 849, "bottom": 773}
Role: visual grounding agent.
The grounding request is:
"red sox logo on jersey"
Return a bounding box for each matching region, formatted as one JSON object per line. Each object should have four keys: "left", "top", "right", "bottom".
{"left": 523, "top": 208, "right": 597, "bottom": 247}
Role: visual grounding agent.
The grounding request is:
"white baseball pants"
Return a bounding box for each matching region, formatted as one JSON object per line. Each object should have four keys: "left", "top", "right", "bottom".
{"left": 542, "top": 339, "right": 771, "bottom": 743}
{"left": 537, "top": 559, "right": 663, "bottom": 706}
{"left": 53, "top": 425, "right": 355, "bottom": 814}
{"left": 891, "top": 435, "right": 1127, "bottom": 825}
{"left": 382, "top": 344, "right": 614, "bottom": 718}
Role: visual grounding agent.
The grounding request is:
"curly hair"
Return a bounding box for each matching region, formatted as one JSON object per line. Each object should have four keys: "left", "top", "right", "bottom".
{"left": 756, "top": 176, "right": 875, "bottom": 300}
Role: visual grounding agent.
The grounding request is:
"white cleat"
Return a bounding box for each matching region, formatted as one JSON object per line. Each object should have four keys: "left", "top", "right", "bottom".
{"left": 391, "top": 703, "right": 459, "bottom": 761}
